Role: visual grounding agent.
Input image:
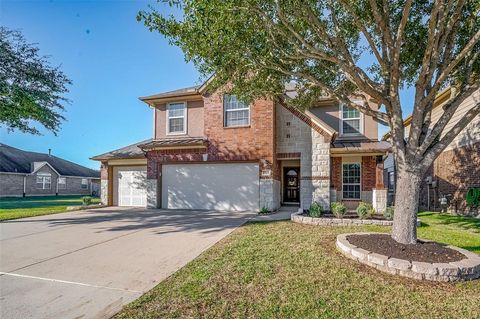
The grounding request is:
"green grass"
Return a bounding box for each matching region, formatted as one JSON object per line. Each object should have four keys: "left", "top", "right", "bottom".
{"left": 417, "top": 211, "right": 480, "bottom": 253}
{"left": 116, "top": 213, "right": 480, "bottom": 319}
{"left": 0, "top": 195, "right": 100, "bottom": 221}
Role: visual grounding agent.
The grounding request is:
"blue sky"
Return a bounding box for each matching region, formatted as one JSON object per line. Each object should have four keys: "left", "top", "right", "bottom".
{"left": 1, "top": 1, "right": 414, "bottom": 170}
{"left": 1, "top": 0, "right": 200, "bottom": 169}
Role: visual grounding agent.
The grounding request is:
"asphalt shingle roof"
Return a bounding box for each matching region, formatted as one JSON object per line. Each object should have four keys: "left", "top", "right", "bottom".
{"left": 0, "top": 143, "right": 100, "bottom": 177}
{"left": 139, "top": 85, "right": 201, "bottom": 101}
{"left": 90, "top": 139, "right": 151, "bottom": 161}
{"left": 138, "top": 137, "right": 208, "bottom": 150}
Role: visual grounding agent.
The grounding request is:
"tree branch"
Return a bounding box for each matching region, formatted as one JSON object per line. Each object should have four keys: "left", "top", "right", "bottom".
{"left": 422, "top": 97, "right": 480, "bottom": 165}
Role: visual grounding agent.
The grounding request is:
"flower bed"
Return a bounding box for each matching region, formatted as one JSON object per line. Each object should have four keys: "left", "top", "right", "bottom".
{"left": 336, "top": 232, "right": 480, "bottom": 282}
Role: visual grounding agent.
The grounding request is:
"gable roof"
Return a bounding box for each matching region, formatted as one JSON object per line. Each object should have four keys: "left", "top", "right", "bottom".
{"left": 0, "top": 143, "right": 100, "bottom": 177}
{"left": 90, "top": 139, "right": 151, "bottom": 161}
{"left": 139, "top": 85, "right": 202, "bottom": 102}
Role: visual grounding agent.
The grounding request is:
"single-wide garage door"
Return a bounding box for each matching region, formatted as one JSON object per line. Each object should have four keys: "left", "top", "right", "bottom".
{"left": 113, "top": 166, "right": 147, "bottom": 207}
{"left": 162, "top": 163, "right": 259, "bottom": 211}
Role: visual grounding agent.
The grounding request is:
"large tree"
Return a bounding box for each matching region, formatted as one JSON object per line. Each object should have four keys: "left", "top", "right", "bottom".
{"left": 0, "top": 27, "right": 71, "bottom": 135}
{"left": 139, "top": 0, "right": 480, "bottom": 244}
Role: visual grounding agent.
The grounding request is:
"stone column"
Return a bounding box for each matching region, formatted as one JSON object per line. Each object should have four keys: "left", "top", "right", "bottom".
{"left": 100, "top": 162, "right": 109, "bottom": 206}
{"left": 146, "top": 159, "right": 159, "bottom": 208}
{"left": 259, "top": 160, "right": 280, "bottom": 211}
{"left": 146, "top": 179, "right": 157, "bottom": 208}
{"left": 373, "top": 188, "right": 387, "bottom": 213}
{"left": 373, "top": 156, "right": 387, "bottom": 213}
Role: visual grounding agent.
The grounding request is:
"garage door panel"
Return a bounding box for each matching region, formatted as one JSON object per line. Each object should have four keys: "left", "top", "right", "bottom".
{"left": 162, "top": 163, "right": 259, "bottom": 211}
{"left": 114, "top": 166, "right": 147, "bottom": 207}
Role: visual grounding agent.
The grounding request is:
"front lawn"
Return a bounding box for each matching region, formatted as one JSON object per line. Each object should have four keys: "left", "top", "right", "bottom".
{"left": 0, "top": 195, "right": 100, "bottom": 221}
{"left": 116, "top": 213, "right": 479, "bottom": 319}
{"left": 418, "top": 211, "right": 480, "bottom": 253}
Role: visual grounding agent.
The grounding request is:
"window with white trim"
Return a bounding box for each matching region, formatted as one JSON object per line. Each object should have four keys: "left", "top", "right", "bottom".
{"left": 167, "top": 102, "right": 186, "bottom": 134}
{"left": 36, "top": 173, "right": 51, "bottom": 189}
{"left": 340, "top": 104, "right": 362, "bottom": 135}
{"left": 223, "top": 94, "right": 250, "bottom": 127}
{"left": 81, "top": 178, "right": 88, "bottom": 189}
{"left": 342, "top": 163, "right": 361, "bottom": 199}
{"left": 388, "top": 171, "right": 394, "bottom": 190}
{"left": 58, "top": 177, "right": 66, "bottom": 189}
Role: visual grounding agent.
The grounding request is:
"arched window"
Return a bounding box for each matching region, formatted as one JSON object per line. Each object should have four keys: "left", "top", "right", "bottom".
{"left": 286, "top": 169, "right": 297, "bottom": 177}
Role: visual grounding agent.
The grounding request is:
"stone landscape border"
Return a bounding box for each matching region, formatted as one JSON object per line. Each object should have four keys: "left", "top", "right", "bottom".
{"left": 290, "top": 211, "right": 421, "bottom": 227}
{"left": 291, "top": 211, "right": 393, "bottom": 226}
{"left": 336, "top": 232, "right": 480, "bottom": 281}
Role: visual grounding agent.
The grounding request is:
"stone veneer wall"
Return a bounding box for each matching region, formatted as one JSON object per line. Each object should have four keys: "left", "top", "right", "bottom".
{"left": 260, "top": 179, "right": 281, "bottom": 210}
{"left": 276, "top": 103, "right": 331, "bottom": 210}
{"left": 100, "top": 162, "right": 109, "bottom": 205}
{"left": 146, "top": 179, "right": 157, "bottom": 208}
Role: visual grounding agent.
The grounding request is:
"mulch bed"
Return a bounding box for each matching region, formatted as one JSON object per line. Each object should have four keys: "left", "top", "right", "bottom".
{"left": 347, "top": 234, "right": 466, "bottom": 263}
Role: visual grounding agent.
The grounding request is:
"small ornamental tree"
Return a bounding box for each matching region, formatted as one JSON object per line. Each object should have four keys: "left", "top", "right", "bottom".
{"left": 139, "top": 0, "right": 480, "bottom": 244}
{"left": 0, "top": 27, "right": 71, "bottom": 135}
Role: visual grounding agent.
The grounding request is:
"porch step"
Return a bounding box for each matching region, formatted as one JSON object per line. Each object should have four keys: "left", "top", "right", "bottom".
{"left": 277, "top": 205, "right": 300, "bottom": 213}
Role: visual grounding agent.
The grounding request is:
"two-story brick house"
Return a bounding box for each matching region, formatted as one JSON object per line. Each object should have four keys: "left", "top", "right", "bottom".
{"left": 92, "top": 82, "right": 390, "bottom": 212}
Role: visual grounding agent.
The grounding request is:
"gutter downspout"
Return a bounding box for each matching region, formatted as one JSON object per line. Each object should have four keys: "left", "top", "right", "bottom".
{"left": 23, "top": 175, "right": 26, "bottom": 197}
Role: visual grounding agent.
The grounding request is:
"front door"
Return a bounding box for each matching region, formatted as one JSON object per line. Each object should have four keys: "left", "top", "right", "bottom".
{"left": 284, "top": 167, "right": 300, "bottom": 202}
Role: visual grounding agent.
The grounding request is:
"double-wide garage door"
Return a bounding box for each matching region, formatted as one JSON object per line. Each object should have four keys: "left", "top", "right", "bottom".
{"left": 162, "top": 163, "right": 260, "bottom": 211}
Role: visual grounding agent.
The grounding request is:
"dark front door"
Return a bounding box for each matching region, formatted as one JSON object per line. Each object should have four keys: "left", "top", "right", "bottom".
{"left": 284, "top": 167, "right": 300, "bottom": 202}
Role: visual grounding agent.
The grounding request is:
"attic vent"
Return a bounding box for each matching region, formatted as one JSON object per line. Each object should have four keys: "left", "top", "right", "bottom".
{"left": 286, "top": 121, "right": 291, "bottom": 126}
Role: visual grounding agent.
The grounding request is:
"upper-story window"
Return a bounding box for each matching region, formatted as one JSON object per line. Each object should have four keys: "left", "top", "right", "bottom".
{"left": 167, "top": 102, "right": 187, "bottom": 135}
{"left": 36, "top": 173, "right": 51, "bottom": 189}
{"left": 223, "top": 94, "right": 250, "bottom": 127}
{"left": 340, "top": 104, "right": 363, "bottom": 135}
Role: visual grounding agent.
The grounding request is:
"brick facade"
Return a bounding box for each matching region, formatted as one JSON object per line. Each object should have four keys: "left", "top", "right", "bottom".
{"left": 420, "top": 142, "right": 480, "bottom": 213}
{"left": 203, "top": 92, "right": 277, "bottom": 178}
{"left": 98, "top": 88, "right": 385, "bottom": 212}
{"left": 330, "top": 155, "right": 384, "bottom": 210}
{"left": 361, "top": 156, "right": 377, "bottom": 191}
{"left": 331, "top": 157, "right": 342, "bottom": 190}
{"left": 145, "top": 92, "right": 280, "bottom": 210}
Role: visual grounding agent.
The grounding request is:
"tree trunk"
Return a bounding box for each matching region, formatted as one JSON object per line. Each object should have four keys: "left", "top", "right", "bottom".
{"left": 391, "top": 167, "right": 423, "bottom": 244}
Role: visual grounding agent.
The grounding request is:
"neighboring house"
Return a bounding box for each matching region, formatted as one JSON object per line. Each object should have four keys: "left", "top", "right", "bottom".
{"left": 383, "top": 88, "right": 480, "bottom": 213}
{"left": 92, "top": 82, "right": 390, "bottom": 212}
{"left": 0, "top": 144, "right": 101, "bottom": 197}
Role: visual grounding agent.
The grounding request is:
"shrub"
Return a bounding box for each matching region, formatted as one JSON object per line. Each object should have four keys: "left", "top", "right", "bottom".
{"left": 384, "top": 206, "right": 394, "bottom": 220}
{"left": 259, "top": 207, "right": 270, "bottom": 215}
{"left": 82, "top": 196, "right": 93, "bottom": 206}
{"left": 330, "top": 202, "right": 347, "bottom": 218}
{"left": 309, "top": 202, "right": 323, "bottom": 218}
{"left": 356, "top": 202, "right": 375, "bottom": 219}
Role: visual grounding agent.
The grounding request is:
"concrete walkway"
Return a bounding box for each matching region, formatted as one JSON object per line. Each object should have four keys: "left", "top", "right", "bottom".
{"left": 0, "top": 207, "right": 256, "bottom": 319}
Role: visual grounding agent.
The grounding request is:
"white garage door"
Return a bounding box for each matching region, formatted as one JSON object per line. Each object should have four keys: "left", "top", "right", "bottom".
{"left": 114, "top": 166, "right": 147, "bottom": 207}
{"left": 162, "top": 163, "right": 259, "bottom": 211}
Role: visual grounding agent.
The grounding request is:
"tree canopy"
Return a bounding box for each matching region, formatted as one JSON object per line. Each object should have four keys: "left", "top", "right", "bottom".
{"left": 139, "top": 0, "right": 479, "bottom": 160}
{"left": 140, "top": 0, "right": 480, "bottom": 244}
{"left": 0, "top": 27, "right": 71, "bottom": 135}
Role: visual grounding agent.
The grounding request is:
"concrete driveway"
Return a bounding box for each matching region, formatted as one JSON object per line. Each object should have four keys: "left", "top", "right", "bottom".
{"left": 0, "top": 207, "right": 256, "bottom": 319}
